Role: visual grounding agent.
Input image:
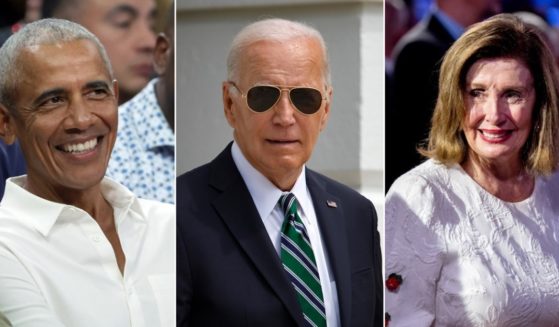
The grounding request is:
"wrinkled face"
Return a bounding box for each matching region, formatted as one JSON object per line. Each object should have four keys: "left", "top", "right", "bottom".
{"left": 9, "top": 39, "right": 118, "bottom": 197}
{"left": 223, "top": 38, "right": 330, "bottom": 186}
{"left": 463, "top": 57, "right": 535, "bottom": 165}
{"left": 78, "top": 0, "right": 156, "bottom": 101}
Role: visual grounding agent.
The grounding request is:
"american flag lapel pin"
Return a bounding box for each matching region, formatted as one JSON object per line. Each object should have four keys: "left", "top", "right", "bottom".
{"left": 326, "top": 200, "right": 337, "bottom": 208}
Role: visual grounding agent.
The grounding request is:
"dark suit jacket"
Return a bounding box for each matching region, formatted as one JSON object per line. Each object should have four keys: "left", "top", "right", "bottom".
{"left": 386, "top": 13, "right": 456, "bottom": 191}
{"left": 177, "top": 144, "right": 383, "bottom": 326}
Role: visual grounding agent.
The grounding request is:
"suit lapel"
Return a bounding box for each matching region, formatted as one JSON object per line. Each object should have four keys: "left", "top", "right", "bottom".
{"left": 307, "top": 169, "right": 352, "bottom": 327}
{"left": 208, "top": 144, "right": 305, "bottom": 326}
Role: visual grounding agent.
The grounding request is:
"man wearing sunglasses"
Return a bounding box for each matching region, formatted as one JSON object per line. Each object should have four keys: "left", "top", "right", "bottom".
{"left": 177, "top": 18, "right": 383, "bottom": 327}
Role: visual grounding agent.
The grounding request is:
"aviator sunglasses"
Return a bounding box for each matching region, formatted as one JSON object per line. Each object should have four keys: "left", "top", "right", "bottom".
{"left": 229, "top": 82, "right": 327, "bottom": 115}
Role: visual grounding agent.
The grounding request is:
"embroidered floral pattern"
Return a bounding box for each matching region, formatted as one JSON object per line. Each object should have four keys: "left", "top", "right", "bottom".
{"left": 385, "top": 160, "right": 559, "bottom": 326}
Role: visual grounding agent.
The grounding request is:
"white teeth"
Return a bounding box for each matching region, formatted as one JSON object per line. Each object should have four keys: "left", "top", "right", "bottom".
{"left": 62, "top": 138, "right": 98, "bottom": 153}
{"left": 481, "top": 130, "right": 508, "bottom": 140}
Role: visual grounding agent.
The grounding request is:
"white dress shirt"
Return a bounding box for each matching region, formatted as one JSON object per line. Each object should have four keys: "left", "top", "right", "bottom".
{"left": 231, "top": 142, "right": 340, "bottom": 327}
{"left": 0, "top": 176, "right": 175, "bottom": 327}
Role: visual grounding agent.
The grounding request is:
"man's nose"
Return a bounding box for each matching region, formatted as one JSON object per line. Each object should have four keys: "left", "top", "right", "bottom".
{"left": 272, "top": 90, "right": 297, "bottom": 126}
{"left": 135, "top": 21, "right": 156, "bottom": 52}
{"left": 63, "top": 99, "right": 95, "bottom": 131}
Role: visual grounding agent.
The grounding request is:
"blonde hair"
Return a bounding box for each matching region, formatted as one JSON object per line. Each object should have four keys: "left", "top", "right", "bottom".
{"left": 422, "top": 13, "right": 559, "bottom": 175}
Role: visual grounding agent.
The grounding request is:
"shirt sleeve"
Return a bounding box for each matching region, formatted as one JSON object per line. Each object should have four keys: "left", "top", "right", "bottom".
{"left": 0, "top": 246, "right": 66, "bottom": 327}
{"left": 385, "top": 173, "right": 447, "bottom": 327}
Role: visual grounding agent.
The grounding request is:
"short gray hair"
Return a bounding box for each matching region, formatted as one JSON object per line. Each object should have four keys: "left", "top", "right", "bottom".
{"left": 226, "top": 18, "right": 331, "bottom": 87}
{"left": 0, "top": 18, "right": 113, "bottom": 113}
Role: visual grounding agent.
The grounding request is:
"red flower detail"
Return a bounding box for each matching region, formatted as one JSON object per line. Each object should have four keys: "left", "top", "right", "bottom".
{"left": 11, "top": 22, "right": 24, "bottom": 33}
{"left": 386, "top": 273, "right": 403, "bottom": 292}
{"left": 385, "top": 312, "right": 391, "bottom": 326}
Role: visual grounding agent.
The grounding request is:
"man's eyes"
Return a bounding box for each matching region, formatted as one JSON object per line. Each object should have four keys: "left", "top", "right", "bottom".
{"left": 87, "top": 88, "right": 110, "bottom": 99}
{"left": 36, "top": 89, "right": 110, "bottom": 110}
{"left": 47, "top": 96, "right": 64, "bottom": 104}
{"left": 108, "top": 12, "right": 135, "bottom": 29}
{"left": 37, "top": 96, "right": 66, "bottom": 109}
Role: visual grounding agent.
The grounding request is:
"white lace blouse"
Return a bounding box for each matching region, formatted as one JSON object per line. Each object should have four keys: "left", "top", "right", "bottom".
{"left": 385, "top": 159, "right": 559, "bottom": 327}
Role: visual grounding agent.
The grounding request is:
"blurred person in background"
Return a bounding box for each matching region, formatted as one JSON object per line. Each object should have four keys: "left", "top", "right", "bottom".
{"left": 386, "top": 0, "right": 501, "bottom": 190}
{"left": 43, "top": 0, "right": 158, "bottom": 104}
{"left": 514, "top": 10, "right": 559, "bottom": 68}
{"left": 107, "top": 3, "right": 175, "bottom": 204}
{"left": 385, "top": 0, "right": 411, "bottom": 75}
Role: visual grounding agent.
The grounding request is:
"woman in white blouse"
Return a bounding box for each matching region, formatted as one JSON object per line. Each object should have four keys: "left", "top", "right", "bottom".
{"left": 385, "top": 14, "right": 559, "bottom": 326}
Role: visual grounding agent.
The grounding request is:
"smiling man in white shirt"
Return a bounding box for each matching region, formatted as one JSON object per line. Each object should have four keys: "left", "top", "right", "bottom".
{"left": 0, "top": 19, "right": 174, "bottom": 327}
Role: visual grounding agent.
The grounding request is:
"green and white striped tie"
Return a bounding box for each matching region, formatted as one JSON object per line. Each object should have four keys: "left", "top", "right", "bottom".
{"left": 279, "top": 193, "right": 326, "bottom": 327}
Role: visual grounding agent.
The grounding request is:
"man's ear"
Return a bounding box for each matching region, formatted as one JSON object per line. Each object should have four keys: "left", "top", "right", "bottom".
{"left": 319, "top": 86, "right": 332, "bottom": 132}
{"left": 0, "top": 104, "right": 16, "bottom": 145}
{"left": 154, "top": 33, "right": 170, "bottom": 76}
{"left": 222, "top": 82, "right": 236, "bottom": 128}
{"left": 112, "top": 79, "right": 119, "bottom": 103}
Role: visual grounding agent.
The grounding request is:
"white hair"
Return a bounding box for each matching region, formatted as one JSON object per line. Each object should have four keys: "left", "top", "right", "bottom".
{"left": 0, "top": 18, "right": 113, "bottom": 113}
{"left": 226, "top": 18, "right": 331, "bottom": 87}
